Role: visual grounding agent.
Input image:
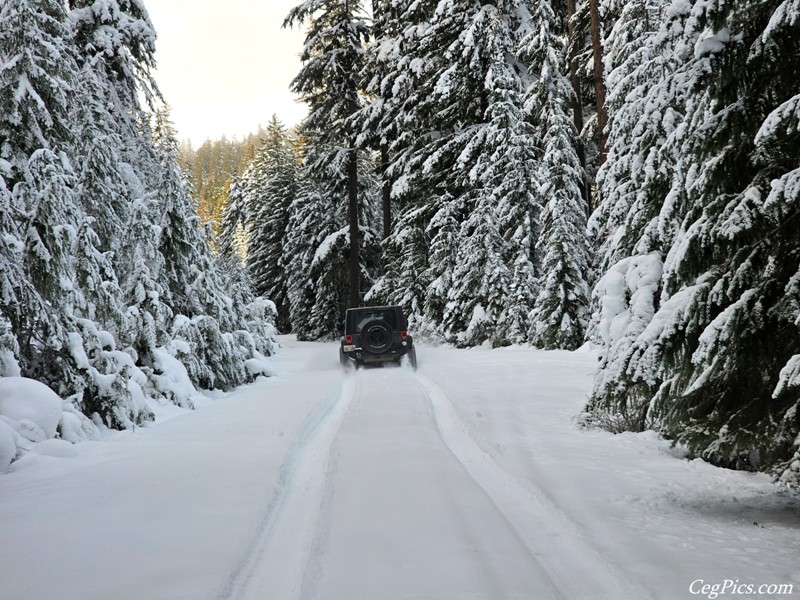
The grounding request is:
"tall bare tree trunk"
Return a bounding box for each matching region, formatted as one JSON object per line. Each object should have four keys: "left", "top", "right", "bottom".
{"left": 588, "top": 0, "right": 608, "bottom": 165}
{"left": 567, "top": 0, "right": 591, "bottom": 215}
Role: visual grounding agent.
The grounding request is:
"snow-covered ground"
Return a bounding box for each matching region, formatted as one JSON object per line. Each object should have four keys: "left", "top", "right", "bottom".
{"left": 1, "top": 337, "right": 798, "bottom": 600}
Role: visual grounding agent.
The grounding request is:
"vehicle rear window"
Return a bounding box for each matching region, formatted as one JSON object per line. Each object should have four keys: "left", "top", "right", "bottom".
{"left": 349, "top": 309, "right": 398, "bottom": 332}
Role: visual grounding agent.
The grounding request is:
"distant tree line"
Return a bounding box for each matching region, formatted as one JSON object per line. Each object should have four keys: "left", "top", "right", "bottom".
{"left": 225, "top": 0, "right": 799, "bottom": 488}
{"left": 177, "top": 130, "right": 266, "bottom": 244}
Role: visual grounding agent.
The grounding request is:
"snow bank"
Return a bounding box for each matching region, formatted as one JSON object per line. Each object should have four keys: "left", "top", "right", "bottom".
{"left": 0, "top": 419, "right": 18, "bottom": 474}
{"left": 0, "top": 377, "right": 102, "bottom": 471}
{"left": 0, "top": 378, "right": 68, "bottom": 473}
{"left": 0, "top": 377, "right": 63, "bottom": 438}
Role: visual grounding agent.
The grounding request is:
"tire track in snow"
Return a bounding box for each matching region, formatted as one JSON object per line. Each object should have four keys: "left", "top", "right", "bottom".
{"left": 219, "top": 373, "right": 357, "bottom": 600}
{"left": 414, "top": 372, "right": 648, "bottom": 600}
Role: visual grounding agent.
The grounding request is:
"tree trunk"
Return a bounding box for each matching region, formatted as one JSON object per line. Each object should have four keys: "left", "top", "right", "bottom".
{"left": 348, "top": 143, "right": 360, "bottom": 308}
{"left": 588, "top": 0, "right": 608, "bottom": 165}
{"left": 567, "top": 0, "right": 591, "bottom": 215}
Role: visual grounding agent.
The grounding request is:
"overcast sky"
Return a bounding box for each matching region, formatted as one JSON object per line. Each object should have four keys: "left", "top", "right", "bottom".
{"left": 146, "top": 0, "right": 308, "bottom": 146}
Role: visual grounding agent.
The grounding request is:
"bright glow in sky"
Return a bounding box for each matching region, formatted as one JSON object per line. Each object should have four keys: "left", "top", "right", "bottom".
{"left": 146, "top": 0, "right": 308, "bottom": 146}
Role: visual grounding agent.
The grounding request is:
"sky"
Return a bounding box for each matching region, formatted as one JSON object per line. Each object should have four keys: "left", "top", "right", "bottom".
{"left": 146, "top": 0, "right": 308, "bottom": 147}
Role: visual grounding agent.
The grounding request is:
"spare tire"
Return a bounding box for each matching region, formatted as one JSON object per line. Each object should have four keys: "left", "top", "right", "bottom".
{"left": 361, "top": 319, "right": 393, "bottom": 354}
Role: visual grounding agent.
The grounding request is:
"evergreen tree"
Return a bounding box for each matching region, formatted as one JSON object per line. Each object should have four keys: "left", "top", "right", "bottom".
{"left": 381, "top": 0, "right": 538, "bottom": 341}
{"left": 651, "top": 0, "right": 800, "bottom": 477}
{"left": 442, "top": 198, "right": 511, "bottom": 347}
{"left": 365, "top": 203, "right": 434, "bottom": 329}
{"left": 360, "top": 0, "right": 438, "bottom": 326}
{"left": 422, "top": 194, "right": 461, "bottom": 333}
{"left": 283, "top": 143, "right": 380, "bottom": 339}
{"left": 71, "top": 65, "right": 131, "bottom": 254}
{"left": 68, "top": 0, "right": 159, "bottom": 120}
{"left": 0, "top": 0, "right": 90, "bottom": 396}
{"left": 284, "top": 0, "right": 381, "bottom": 336}
{"left": 587, "top": 0, "right": 800, "bottom": 487}
{"left": 218, "top": 175, "right": 248, "bottom": 261}
{"left": 586, "top": 0, "right": 699, "bottom": 429}
{"left": 523, "top": 0, "right": 590, "bottom": 350}
{"left": 245, "top": 116, "right": 297, "bottom": 332}
{"left": 0, "top": 169, "right": 44, "bottom": 378}
{"left": 0, "top": 0, "right": 77, "bottom": 172}
{"left": 282, "top": 168, "right": 327, "bottom": 340}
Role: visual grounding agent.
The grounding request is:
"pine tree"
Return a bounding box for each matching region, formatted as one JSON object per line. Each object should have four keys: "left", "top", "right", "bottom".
{"left": 68, "top": 0, "right": 159, "bottom": 122}
{"left": 283, "top": 176, "right": 319, "bottom": 340}
{"left": 651, "top": 0, "right": 800, "bottom": 476}
{"left": 245, "top": 116, "right": 297, "bottom": 332}
{"left": 379, "top": 0, "right": 538, "bottom": 341}
{"left": 587, "top": 0, "right": 800, "bottom": 486}
{"left": 218, "top": 175, "right": 246, "bottom": 260}
{"left": 0, "top": 0, "right": 77, "bottom": 171}
{"left": 283, "top": 143, "right": 380, "bottom": 339}
{"left": 71, "top": 65, "right": 131, "bottom": 254}
{"left": 365, "top": 203, "right": 434, "bottom": 329}
{"left": 443, "top": 198, "right": 511, "bottom": 347}
{"left": 523, "top": 0, "right": 590, "bottom": 350}
{"left": 284, "top": 0, "right": 381, "bottom": 335}
{"left": 422, "top": 194, "right": 461, "bottom": 333}
{"left": 586, "top": 0, "right": 699, "bottom": 429}
{"left": 0, "top": 169, "right": 43, "bottom": 378}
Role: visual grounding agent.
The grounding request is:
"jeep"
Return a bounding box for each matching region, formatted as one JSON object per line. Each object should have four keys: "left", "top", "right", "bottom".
{"left": 339, "top": 305, "right": 417, "bottom": 369}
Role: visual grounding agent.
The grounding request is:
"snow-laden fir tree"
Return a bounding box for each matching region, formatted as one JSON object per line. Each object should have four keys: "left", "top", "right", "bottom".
{"left": 651, "top": 0, "right": 800, "bottom": 479}
{"left": 218, "top": 175, "right": 249, "bottom": 262}
{"left": 377, "top": 0, "right": 538, "bottom": 341}
{"left": 70, "top": 65, "right": 132, "bottom": 255}
{"left": 442, "top": 198, "right": 511, "bottom": 347}
{"left": 0, "top": 0, "right": 278, "bottom": 443}
{"left": 68, "top": 0, "right": 159, "bottom": 133}
{"left": 0, "top": 0, "right": 77, "bottom": 173}
{"left": 357, "top": 0, "right": 439, "bottom": 231}
{"left": 282, "top": 142, "right": 381, "bottom": 340}
{"left": 0, "top": 169, "right": 42, "bottom": 378}
{"left": 245, "top": 116, "right": 298, "bottom": 332}
{"left": 364, "top": 202, "right": 435, "bottom": 329}
{"left": 436, "top": 4, "right": 538, "bottom": 346}
{"left": 358, "top": 0, "right": 439, "bottom": 323}
{"left": 587, "top": 0, "right": 683, "bottom": 276}
{"left": 283, "top": 0, "right": 381, "bottom": 337}
{"left": 0, "top": 0, "right": 89, "bottom": 395}
{"left": 523, "top": 0, "right": 590, "bottom": 350}
{"left": 586, "top": 0, "right": 699, "bottom": 430}
{"left": 152, "top": 109, "right": 276, "bottom": 392}
{"left": 422, "top": 193, "right": 461, "bottom": 333}
{"left": 587, "top": 0, "right": 800, "bottom": 486}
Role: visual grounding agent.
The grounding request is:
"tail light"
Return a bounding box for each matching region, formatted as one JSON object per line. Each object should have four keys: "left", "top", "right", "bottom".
{"left": 345, "top": 334, "right": 353, "bottom": 344}
{"left": 400, "top": 330, "right": 408, "bottom": 340}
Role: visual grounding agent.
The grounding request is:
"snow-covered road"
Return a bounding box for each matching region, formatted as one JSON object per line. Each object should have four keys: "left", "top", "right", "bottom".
{"left": 1, "top": 338, "right": 798, "bottom": 600}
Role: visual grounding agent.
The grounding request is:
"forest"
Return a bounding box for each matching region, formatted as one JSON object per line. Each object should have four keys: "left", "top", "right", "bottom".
{"left": 1, "top": 0, "right": 798, "bottom": 488}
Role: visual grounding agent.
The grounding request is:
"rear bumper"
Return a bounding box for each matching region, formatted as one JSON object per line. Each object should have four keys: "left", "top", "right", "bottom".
{"left": 342, "top": 344, "right": 412, "bottom": 363}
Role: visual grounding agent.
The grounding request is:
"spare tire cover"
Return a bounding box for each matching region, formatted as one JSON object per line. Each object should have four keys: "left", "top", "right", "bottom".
{"left": 361, "top": 319, "right": 393, "bottom": 353}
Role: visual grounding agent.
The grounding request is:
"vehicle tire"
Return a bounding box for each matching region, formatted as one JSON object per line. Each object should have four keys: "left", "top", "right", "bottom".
{"left": 360, "top": 319, "right": 393, "bottom": 354}
{"left": 408, "top": 347, "right": 418, "bottom": 370}
{"left": 339, "top": 346, "right": 349, "bottom": 369}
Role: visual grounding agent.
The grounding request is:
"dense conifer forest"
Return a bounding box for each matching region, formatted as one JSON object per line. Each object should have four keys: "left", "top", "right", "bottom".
{"left": 0, "top": 0, "right": 276, "bottom": 438}
{"left": 1, "top": 0, "right": 798, "bottom": 487}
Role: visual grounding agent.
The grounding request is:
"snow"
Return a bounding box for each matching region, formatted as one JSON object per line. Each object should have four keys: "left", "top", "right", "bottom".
{"left": 0, "top": 377, "right": 63, "bottom": 439}
{"left": 0, "top": 337, "right": 798, "bottom": 599}
{"left": 0, "top": 419, "right": 18, "bottom": 473}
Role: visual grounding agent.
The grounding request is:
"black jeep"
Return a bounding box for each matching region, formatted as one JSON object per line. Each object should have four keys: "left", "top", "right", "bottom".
{"left": 339, "top": 305, "right": 417, "bottom": 369}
